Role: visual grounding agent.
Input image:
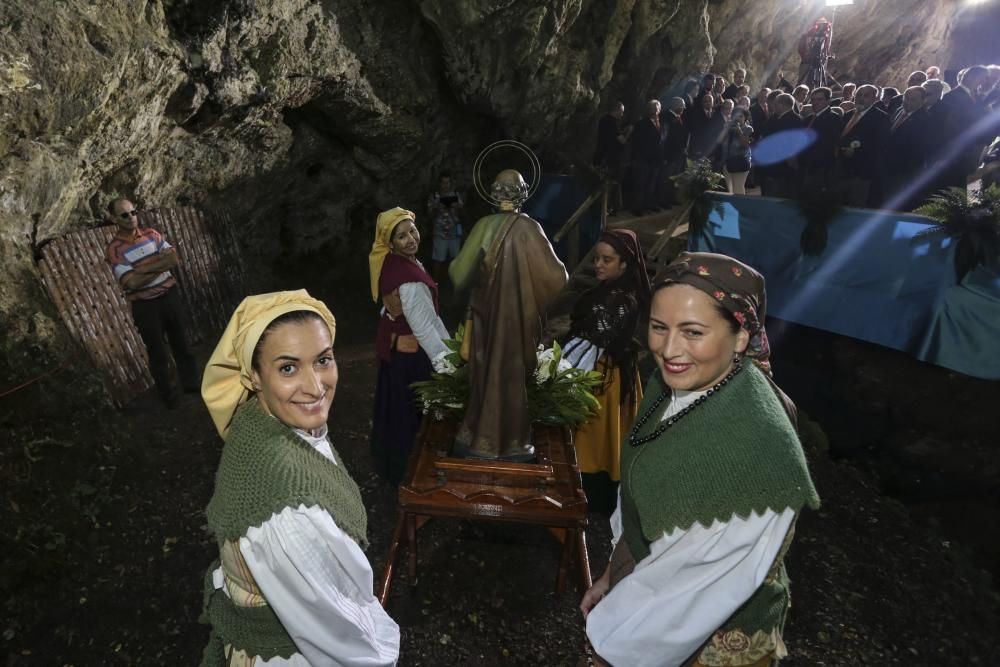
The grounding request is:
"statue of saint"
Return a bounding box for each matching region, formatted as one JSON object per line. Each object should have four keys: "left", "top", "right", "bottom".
{"left": 449, "top": 169, "right": 568, "bottom": 460}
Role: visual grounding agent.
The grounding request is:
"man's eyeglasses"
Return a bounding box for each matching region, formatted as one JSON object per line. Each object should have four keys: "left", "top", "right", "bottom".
{"left": 119, "top": 210, "right": 139, "bottom": 220}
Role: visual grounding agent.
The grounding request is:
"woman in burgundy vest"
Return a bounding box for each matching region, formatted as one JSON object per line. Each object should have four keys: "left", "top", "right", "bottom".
{"left": 368, "top": 207, "right": 450, "bottom": 484}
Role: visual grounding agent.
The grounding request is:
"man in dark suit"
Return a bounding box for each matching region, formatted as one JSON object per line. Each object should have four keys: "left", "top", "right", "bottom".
{"left": 682, "top": 80, "right": 700, "bottom": 113}
{"left": 760, "top": 93, "right": 802, "bottom": 199}
{"left": 835, "top": 84, "right": 890, "bottom": 207}
{"left": 688, "top": 92, "right": 725, "bottom": 167}
{"left": 594, "top": 100, "right": 632, "bottom": 214}
{"left": 799, "top": 87, "right": 843, "bottom": 192}
{"left": 749, "top": 88, "right": 771, "bottom": 136}
{"left": 687, "top": 73, "right": 717, "bottom": 121}
{"left": 921, "top": 78, "right": 949, "bottom": 154}
{"left": 661, "top": 97, "right": 689, "bottom": 205}
{"left": 629, "top": 99, "right": 667, "bottom": 213}
{"left": 883, "top": 86, "right": 932, "bottom": 210}
{"left": 935, "top": 66, "right": 992, "bottom": 189}
{"left": 723, "top": 69, "right": 747, "bottom": 100}
{"left": 746, "top": 88, "right": 771, "bottom": 189}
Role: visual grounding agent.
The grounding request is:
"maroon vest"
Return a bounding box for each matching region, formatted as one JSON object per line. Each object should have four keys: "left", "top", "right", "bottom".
{"left": 375, "top": 253, "right": 440, "bottom": 363}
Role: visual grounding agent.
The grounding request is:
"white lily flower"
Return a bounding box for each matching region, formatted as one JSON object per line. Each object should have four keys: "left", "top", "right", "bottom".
{"left": 534, "top": 346, "right": 571, "bottom": 384}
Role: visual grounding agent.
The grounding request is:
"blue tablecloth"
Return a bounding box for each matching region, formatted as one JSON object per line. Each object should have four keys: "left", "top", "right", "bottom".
{"left": 689, "top": 194, "right": 1000, "bottom": 380}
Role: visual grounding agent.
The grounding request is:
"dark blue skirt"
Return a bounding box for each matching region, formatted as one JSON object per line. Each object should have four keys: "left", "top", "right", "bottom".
{"left": 371, "top": 348, "right": 432, "bottom": 485}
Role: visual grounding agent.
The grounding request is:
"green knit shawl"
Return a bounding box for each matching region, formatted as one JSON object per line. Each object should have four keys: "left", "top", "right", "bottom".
{"left": 200, "top": 397, "right": 369, "bottom": 664}
{"left": 619, "top": 364, "right": 820, "bottom": 636}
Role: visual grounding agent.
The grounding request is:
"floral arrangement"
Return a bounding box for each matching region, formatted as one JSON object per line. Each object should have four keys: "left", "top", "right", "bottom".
{"left": 671, "top": 158, "right": 726, "bottom": 240}
{"left": 915, "top": 185, "right": 1000, "bottom": 282}
{"left": 411, "top": 325, "right": 604, "bottom": 427}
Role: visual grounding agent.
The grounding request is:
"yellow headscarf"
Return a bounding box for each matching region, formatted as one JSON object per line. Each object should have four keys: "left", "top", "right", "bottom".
{"left": 368, "top": 207, "right": 416, "bottom": 302}
{"left": 201, "top": 290, "right": 337, "bottom": 438}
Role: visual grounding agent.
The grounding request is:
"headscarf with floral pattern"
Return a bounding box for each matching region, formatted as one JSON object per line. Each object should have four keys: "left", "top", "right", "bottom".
{"left": 656, "top": 251, "right": 772, "bottom": 375}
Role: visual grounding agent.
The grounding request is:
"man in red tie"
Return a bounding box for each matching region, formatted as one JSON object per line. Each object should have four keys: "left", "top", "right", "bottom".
{"left": 835, "top": 84, "right": 889, "bottom": 207}
{"left": 800, "top": 87, "right": 844, "bottom": 192}
{"left": 662, "top": 97, "right": 689, "bottom": 205}
{"left": 883, "top": 86, "right": 932, "bottom": 210}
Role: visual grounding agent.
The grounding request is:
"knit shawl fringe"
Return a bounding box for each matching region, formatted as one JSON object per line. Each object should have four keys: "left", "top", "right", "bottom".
{"left": 621, "top": 364, "right": 819, "bottom": 553}
{"left": 620, "top": 364, "right": 819, "bottom": 637}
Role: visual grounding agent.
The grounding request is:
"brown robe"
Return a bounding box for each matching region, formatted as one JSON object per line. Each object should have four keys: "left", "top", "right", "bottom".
{"left": 454, "top": 212, "right": 567, "bottom": 459}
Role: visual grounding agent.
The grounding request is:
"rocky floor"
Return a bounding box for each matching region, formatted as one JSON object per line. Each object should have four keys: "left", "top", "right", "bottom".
{"left": 2, "top": 324, "right": 999, "bottom": 665}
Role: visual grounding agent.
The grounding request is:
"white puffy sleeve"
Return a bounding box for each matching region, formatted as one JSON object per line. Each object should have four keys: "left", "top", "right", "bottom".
{"left": 608, "top": 489, "right": 623, "bottom": 548}
{"left": 398, "top": 282, "right": 450, "bottom": 361}
{"left": 586, "top": 508, "right": 795, "bottom": 667}
{"left": 240, "top": 504, "right": 400, "bottom": 667}
{"left": 561, "top": 337, "right": 604, "bottom": 372}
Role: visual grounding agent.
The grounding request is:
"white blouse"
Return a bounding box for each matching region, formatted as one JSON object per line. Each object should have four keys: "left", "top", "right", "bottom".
{"left": 211, "top": 427, "right": 400, "bottom": 666}
{"left": 586, "top": 389, "right": 795, "bottom": 667}
{"left": 398, "top": 282, "right": 450, "bottom": 363}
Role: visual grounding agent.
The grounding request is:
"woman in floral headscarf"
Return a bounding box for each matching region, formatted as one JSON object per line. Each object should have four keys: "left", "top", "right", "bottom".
{"left": 560, "top": 229, "right": 650, "bottom": 513}
{"left": 369, "top": 207, "right": 450, "bottom": 484}
{"left": 581, "top": 252, "right": 819, "bottom": 667}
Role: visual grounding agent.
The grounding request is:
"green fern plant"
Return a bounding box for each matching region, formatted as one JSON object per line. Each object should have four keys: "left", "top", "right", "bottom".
{"left": 914, "top": 185, "right": 1000, "bottom": 282}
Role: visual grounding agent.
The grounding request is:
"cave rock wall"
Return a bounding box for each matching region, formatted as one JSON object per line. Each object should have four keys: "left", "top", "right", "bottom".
{"left": 0, "top": 0, "right": 980, "bottom": 410}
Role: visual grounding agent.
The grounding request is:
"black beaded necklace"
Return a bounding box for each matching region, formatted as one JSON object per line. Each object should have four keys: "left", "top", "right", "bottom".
{"left": 628, "top": 362, "right": 743, "bottom": 447}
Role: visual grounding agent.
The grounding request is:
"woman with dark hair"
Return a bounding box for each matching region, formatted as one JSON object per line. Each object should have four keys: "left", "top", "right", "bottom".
{"left": 368, "top": 207, "right": 450, "bottom": 484}
{"left": 581, "top": 252, "right": 819, "bottom": 667}
{"left": 200, "top": 290, "right": 399, "bottom": 666}
{"left": 560, "top": 229, "right": 650, "bottom": 513}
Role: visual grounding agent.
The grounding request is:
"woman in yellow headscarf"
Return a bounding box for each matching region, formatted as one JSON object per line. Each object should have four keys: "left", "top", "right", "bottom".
{"left": 368, "top": 207, "right": 450, "bottom": 484}
{"left": 199, "top": 290, "right": 399, "bottom": 667}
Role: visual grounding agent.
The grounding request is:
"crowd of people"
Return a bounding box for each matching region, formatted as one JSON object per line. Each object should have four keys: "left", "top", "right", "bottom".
{"left": 595, "top": 63, "right": 1000, "bottom": 213}
{"left": 178, "top": 182, "right": 818, "bottom": 665}
{"left": 108, "top": 57, "right": 1000, "bottom": 667}
{"left": 96, "top": 62, "right": 1000, "bottom": 667}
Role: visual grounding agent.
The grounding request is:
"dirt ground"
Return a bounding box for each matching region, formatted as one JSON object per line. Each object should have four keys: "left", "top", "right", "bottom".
{"left": 2, "top": 317, "right": 999, "bottom": 665}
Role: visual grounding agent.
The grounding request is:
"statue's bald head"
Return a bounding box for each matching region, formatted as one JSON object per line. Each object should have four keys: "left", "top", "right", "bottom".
{"left": 491, "top": 169, "right": 530, "bottom": 210}
{"left": 495, "top": 169, "right": 526, "bottom": 187}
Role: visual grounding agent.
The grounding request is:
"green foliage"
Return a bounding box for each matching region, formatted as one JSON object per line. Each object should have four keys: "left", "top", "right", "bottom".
{"left": 411, "top": 334, "right": 603, "bottom": 428}
{"left": 410, "top": 325, "right": 469, "bottom": 417}
{"left": 914, "top": 185, "right": 1000, "bottom": 281}
{"left": 672, "top": 158, "right": 726, "bottom": 240}
{"left": 526, "top": 340, "right": 604, "bottom": 427}
{"left": 671, "top": 158, "right": 726, "bottom": 203}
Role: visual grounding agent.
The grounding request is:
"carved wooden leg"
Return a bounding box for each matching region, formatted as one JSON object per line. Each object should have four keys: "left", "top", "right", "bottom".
{"left": 406, "top": 513, "right": 418, "bottom": 581}
{"left": 378, "top": 511, "right": 407, "bottom": 607}
{"left": 556, "top": 527, "right": 572, "bottom": 593}
{"left": 576, "top": 527, "right": 593, "bottom": 591}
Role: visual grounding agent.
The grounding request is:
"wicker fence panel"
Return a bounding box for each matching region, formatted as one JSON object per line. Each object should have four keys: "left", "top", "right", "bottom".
{"left": 37, "top": 209, "right": 246, "bottom": 407}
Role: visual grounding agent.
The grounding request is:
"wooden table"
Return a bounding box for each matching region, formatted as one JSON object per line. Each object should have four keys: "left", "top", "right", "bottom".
{"left": 378, "top": 417, "right": 592, "bottom": 605}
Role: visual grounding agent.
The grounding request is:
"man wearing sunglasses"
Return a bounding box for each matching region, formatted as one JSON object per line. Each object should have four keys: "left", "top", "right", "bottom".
{"left": 104, "top": 198, "right": 199, "bottom": 408}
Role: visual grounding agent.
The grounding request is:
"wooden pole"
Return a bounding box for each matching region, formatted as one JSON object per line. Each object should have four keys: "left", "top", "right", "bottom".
{"left": 552, "top": 187, "right": 604, "bottom": 243}
{"left": 646, "top": 200, "right": 695, "bottom": 262}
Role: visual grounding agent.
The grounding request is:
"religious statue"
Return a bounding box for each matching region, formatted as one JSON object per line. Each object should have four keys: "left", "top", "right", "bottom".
{"left": 449, "top": 154, "right": 568, "bottom": 461}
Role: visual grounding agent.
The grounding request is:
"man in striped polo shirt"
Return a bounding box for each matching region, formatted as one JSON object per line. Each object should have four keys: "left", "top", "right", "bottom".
{"left": 105, "top": 198, "right": 199, "bottom": 408}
